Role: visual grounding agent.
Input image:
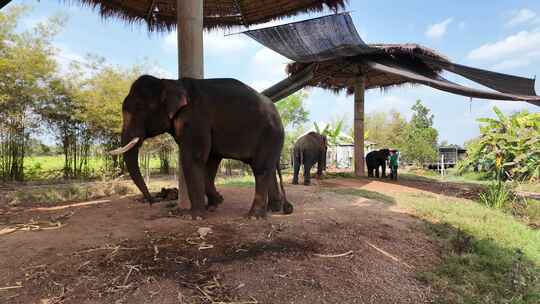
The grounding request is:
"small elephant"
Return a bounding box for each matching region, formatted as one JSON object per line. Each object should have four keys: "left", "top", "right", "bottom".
{"left": 110, "top": 75, "right": 292, "bottom": 219}
{"left": 366, "top": 149, "right": 390, "bottom": 178}
{"left": 292, "top": 132, "right": 327, "bottom": 185}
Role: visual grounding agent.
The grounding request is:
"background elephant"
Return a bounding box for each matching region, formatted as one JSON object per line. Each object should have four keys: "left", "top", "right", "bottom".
{"left": 292, "top": 132, "right": 327, "bottom": 185}
{"left": 365, "top": 149, "right": 390, "bottom": 178}
{"left": 110, "top": 75, "right": 292, "bottom": 218}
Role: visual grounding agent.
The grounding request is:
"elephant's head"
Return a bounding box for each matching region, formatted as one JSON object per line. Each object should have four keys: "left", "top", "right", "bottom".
{"left": 109, "top": 75, "right": 189, "bottom": 202}
{"left": 379, "top": 148, "right": 391, "bottom": 159}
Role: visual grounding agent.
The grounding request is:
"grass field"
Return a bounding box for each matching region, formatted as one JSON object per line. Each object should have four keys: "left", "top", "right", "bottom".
{"left": 335, "top": 187, "right": 540, "bottom": 303}
{"left": 24, "top": 155, "right": 164, "bottom": 172}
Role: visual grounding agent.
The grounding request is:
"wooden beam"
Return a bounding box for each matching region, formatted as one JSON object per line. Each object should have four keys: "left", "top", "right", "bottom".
{"left": 0, "top": 0, "right": 11, "bottom": 10}
{"left": 177, "top": 0, "right": 204, "bottom": 78}
{"left": 354, "top": 74, "right": 365, "bottom": 177}
{"left": 176, "top": 0, "right": 204, "bottom": 209}
{"left": 262, "top": 64, "right": 315, "bottom": 102}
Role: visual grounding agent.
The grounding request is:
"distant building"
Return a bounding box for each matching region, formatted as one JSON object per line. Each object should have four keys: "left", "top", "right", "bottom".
{"left": 426, "top": 146, "right": 467, "bottom": 169}
{"left": 326, "top": 141, "right": 377, "bottom": 169}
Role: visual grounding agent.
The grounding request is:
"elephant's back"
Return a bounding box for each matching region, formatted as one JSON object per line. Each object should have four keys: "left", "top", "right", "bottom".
{"left": 365, "top": 150, "right": 376, "bottom": 160}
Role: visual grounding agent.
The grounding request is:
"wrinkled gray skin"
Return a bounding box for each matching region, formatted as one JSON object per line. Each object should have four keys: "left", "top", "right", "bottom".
{"left": 121, "top": 75, "right": 292, "bottom": 219}
{"left": 366, "top": 149, "right": 390, "bottom": 178}
{"left": 292, "top": 132, "right": 327, "bottom": 185}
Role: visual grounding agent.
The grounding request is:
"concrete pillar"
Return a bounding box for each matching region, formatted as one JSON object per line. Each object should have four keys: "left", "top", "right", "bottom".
{"left": 354, "top": 75, "right": 365, "bottom": 177}
{"left": 177, "top": 0, "right": 204, "bottom": 208}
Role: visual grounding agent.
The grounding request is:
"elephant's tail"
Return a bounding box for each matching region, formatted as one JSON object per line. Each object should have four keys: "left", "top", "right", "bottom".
{"left": 277, "top": 161, "right": 293, "bottom": 214}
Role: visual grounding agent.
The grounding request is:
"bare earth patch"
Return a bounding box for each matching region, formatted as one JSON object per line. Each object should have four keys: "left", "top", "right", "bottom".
{"left": 0, "top": 180, "right": 441, "bottom": 303}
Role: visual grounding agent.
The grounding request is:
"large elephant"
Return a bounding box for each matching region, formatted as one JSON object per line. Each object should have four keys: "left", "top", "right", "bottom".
{"left": 292, "top": 132, "right": 327, "bottom": 185}
{"left": 110, "top": 75, "right": 293, "bottom": 219}
{"left": 365, "top": 149, "right": 390, "bottom": 178}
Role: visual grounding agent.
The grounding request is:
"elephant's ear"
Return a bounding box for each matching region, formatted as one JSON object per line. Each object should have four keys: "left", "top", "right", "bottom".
{"left": 161, "top": 80, "right": 188, "bottom": 120}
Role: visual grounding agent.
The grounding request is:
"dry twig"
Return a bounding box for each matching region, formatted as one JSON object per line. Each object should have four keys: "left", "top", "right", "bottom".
{"left": 313, "top": 250, "right": 353, "bottom": 258}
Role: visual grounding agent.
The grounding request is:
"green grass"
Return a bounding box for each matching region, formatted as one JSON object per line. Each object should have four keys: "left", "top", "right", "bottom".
{"left": 323, "top": 179, "right": 540, "bottom": 303}
{"left": 216, "top": 175, "right": 255, "bottom": 187}
{"left": 5, "top": 181, "right": 138, "bottom": 206}
{"left": 327, "top": 188, "right": 396, "bottom": 204}
{"left": 401, "top": 168, "right": 493, "bottom": 186}
{"left": 23, "top": 155, "right": 164, "bottom": 180}
{"left": 394, "top": 192, "right": 540, "bottom": 303}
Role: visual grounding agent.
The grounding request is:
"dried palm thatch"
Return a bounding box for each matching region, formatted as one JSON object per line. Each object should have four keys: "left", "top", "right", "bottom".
{"left": 48, "top": 0, "right": 347, "bottom": 31}
{"left": 286, "top": 43, "right": 450, "bottom": 94}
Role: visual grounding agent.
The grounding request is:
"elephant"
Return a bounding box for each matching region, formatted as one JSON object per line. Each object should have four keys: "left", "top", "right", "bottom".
{"left": 109, "top": 75, "right": 293, "bottom": 219}
{"left": 365, "top": 149, "right": 390, "bottom": 178}
{"left": 292, "top": 132, "right": 327, "bottom": 185}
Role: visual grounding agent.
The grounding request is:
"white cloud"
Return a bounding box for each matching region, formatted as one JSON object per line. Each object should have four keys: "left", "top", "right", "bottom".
{"left": 366, "top": 95, "right": 415, "bottom": 117}
{"left": 252, "top": 48, "right": 290, "bottom": 78}
{"left": 163, "top": 30, "right": 248, "bottom": 55}
{"left": 250, "top": 80, "right": 273, "bottom": 92}
{"left": 506, "top": 8, "right": 537, "bottom": 27}
{"left": 467, "top": 30, "right": 540, "bottom": 65}
{"left": 425, "top": 18, "right": 453, "bottom": 39}
{"left": 54, "top": 44, "right": 86, "bottom": 75}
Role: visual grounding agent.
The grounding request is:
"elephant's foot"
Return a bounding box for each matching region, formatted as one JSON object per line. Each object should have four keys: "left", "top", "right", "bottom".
{"left": 175, "top": 208, "right": 206, "bottom": 220}
{"left": 139, "top": 195, "right": 160, "bottom": 205}
{"left": 303, "top": 180, "right": 311, "bottom": 186}
{"left": 292, "top": 179, "right": 299, "bottom": 185}
{"left": 245, "top": 207, "right": 267, "bottom": 219}
{"left": 268, "top": 200, "right": 282, "bottom": 213}
{"left": 282, "top": 201, "right": 294, "bottom": 215}
{"left": 207, "top": 193, "right": 224, "bottom": 212}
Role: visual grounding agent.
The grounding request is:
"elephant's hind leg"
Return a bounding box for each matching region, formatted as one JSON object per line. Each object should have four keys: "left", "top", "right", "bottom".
{"left": 268, "top": 172, "right": 282, "bottom": 212}
{"left": 205, "top": 156, "right": 223, "bottom": 212}
{"left": 247, "top": 169, "right": 271, "bottom": 219}
{"left": 292, "top": 154, "right": 300, "bottom": 184}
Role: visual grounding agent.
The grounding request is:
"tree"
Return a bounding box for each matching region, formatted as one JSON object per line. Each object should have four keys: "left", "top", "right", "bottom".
{"left": 459, "top": 107, "right": 540, "bottom": 181}
{"left": 314, "top": 117, "right": 353, "bottom": 146}
{"left": 276, "top": 92, "right": 310, "bottom": 167}
{"left": 363, "top": 110, "right": 407, "bottom": 149}
{"left": 276, "top": 92, "right": 309, "bottom": 129}
{"left": 400, "top": 100, "right": 438, "bottom": 165}
{"left": 0, "top": 6, "right": 63, "bottom": 181}
{"left": 410, "top": 99, "right": 434, "bottom": 129}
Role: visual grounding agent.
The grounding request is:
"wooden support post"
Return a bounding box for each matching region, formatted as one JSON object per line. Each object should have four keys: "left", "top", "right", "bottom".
{"left": 354, "top": 75, "right": 365, "bottom": 177}
{"left": 177, "top": 0, "right": 204, "bottom": 209}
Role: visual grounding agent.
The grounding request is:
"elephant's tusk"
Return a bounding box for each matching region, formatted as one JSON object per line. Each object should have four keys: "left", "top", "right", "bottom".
{"left": 108, "top": 137, "right": 140, "bottom": 155}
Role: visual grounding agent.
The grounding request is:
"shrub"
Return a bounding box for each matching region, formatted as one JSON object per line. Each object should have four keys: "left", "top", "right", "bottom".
{"left": 479, "top": 181, "right": 513, "bottom": 209}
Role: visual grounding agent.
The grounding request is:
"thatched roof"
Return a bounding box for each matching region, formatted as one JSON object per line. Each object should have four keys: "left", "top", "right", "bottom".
{"left": 37, "top": 0, "right": 346, "bottom": 31}
{"left": 287, "top": 44, "right": 450, "bottom": 94}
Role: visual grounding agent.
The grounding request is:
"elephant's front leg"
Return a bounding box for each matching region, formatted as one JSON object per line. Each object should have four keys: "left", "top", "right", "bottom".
{"left": 181, "top": 154, "right": 208, "bottom": 219}
{"left": 381, "top": 162, "right": 387, "bottom": 178}
{"left": 206, "top": 156, "right": 223, "bottom": 211}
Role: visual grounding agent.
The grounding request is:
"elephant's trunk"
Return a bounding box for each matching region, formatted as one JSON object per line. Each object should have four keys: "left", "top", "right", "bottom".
{"left": 122, "top": 136, "right": 153, "bottom": 203}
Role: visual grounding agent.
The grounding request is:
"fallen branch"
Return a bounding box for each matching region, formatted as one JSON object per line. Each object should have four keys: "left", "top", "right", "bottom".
{"left": 0, "top": 221, "right": 65, "bottom": 236}
{"left": 313, "top": 250, "right": 353, "bottom": 258}
{"left": 0, "top": 284, "right": 23, "bottom": 291}
{"left": 365, "top": 241, "right": 413, "bottom": 269}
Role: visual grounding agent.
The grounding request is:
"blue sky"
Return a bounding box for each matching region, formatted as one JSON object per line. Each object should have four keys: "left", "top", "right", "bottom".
{"left": 8, "top": 0, "right": 540, "bottom": 145}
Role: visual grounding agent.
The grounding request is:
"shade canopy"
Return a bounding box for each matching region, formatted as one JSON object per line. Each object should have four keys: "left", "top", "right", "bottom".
{"left": 0, "top": 0, "right": 345, "bottom": 31}
{"left": 246, "top": 13, "right": 540, "bottom": 106}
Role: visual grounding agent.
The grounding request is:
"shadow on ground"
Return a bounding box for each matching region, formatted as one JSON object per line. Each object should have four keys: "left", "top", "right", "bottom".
{"left": 0, "top": 178, "right": 537, "bottom": 303}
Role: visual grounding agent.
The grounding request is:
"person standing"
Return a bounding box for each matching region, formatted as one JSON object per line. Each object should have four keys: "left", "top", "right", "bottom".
{"left": 389, "top": 150, "right": 399, "bottom": 180}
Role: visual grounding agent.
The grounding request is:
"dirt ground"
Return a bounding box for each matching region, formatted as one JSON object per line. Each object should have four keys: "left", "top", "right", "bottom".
{"left": 0, "top": 177, "right": 448, "bottom": 304}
